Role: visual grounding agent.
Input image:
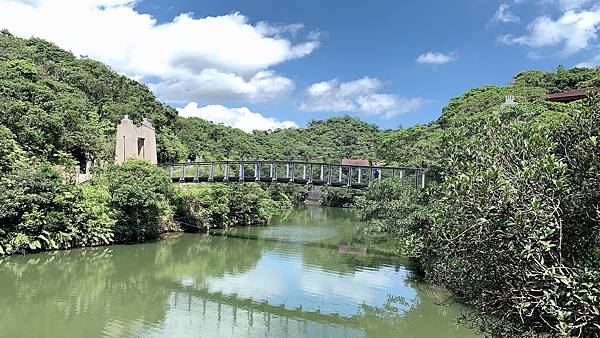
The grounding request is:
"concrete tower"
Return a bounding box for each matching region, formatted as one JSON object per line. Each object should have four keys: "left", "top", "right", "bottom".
{"left": 114, "top": 115, "right": 157, "bottom": 165}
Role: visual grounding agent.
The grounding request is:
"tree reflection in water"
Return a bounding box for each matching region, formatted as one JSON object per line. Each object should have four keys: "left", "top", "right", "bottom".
{"left": 0, "top": 207, "right": 478, "bottom": 338}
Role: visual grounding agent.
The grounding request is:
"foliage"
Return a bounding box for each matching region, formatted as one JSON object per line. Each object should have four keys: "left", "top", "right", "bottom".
{"left": 263, "top": 183, "right": 308, "bottom": 209}
{"left": 364, "top": 66, "right": 600, "bottom": 337}
{"left": 0, "top": 164, "right": 113, "bottom": 254}
{"left": 321, "top": 187, "right": 357, "bottom": 208}
{"left": 227, "top": 183, "right": 278, "bottom": 227}
{"left": 174, "top": 115, "right": 384, "bottom": 162}
{"left": 356, "top": 179, "right": 431, "bottom": 259}
{"left": 0, "top": 32, "right": 178, "bottom": 164}
{"left": 97, "top": 160, "right": 174, "bottom": 242}
{"left": 175, "top": 184, "right": 232, "bottom": 230}
{"left": 175, "top": 182, "right": 281, "bottom": 230}
{"left": 364, "top": 93, "right": 600, "bottom": 337}
{"left": 0, "top": 124, "right": 26, "bottom": 175}
{"left": 425, "top": 97, "right": 600, "bottom": 337}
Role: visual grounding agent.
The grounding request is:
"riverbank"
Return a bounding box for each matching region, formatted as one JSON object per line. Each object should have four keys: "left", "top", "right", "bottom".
{"left": 0, "top": 160, "right": 304, "bottom": 256}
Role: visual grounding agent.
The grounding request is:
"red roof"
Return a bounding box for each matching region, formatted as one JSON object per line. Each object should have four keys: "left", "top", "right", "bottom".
{"left": 547, "top": 87, "right": 600, "bottom": 102}
{"left": 341, "top": 159, "right": 370, "bottom": 166}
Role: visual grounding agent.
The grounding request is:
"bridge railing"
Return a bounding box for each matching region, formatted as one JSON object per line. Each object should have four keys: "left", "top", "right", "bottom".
{"left": 160, "top": 160, "right": 426, "bottom": 189}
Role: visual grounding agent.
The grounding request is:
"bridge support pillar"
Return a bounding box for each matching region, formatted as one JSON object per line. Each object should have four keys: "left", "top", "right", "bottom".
{"left": 286, "top": 164, "right": 290, "bottom": 179}
{"left": 272, "top": 162, "right": 278, "bottom": 181}
{"left": 302, "top": 164, "right": 307, "bottom": 180}
{"left": 290, "top": 163, "right": 295, "bottom": 182}
{"left": 194, "top": 163, "right": 200, "bottom": 182}
{"left": 338, "top": 166, "right": 342, "bottom": 183}
{"left": 179, "top": 164, "right": 186, "bottom": 183}
{"left": 320, "top": 165, "right": 324, "bottom": 181}
{"left": 347, "top": 166, "right": 352, "bottom": 187}
{"left": 239, "top": 162, "right": 244, "bottom": 181}
{"left": 358, "top": 168, "right": 362, "bottom": 184}
{"left": 223, "top": 162, "right": 229, "bottom": 182}
{"left": 255, "top": 163, "right": 261, "bottom": 181}
{"left": 327, "top": 165, "right": 332, "bottom": 185}
{"left": 308, "top": 164, "right": 313, "bottom": 183}
{"left": 208, "top": 162, "right": 214, "bottom": 182}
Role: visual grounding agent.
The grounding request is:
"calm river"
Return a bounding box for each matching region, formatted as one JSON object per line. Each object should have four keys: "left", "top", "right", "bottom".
{"left": 0, "top": 206, "right": 478, "bottom": 337}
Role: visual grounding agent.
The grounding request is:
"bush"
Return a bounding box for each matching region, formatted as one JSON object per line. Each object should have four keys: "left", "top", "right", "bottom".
{"left": 0, "top": 163, "right": 114, "bottom": 254}
{"left": 99, "top": 160, "right": 174, "bottom": 242}
{"left": 175, "top": 182, "right": 280, "bottom": 230}
{"left": 175, "top": 184, "right": 232, "bottom": 230}
{"left": 228, "top": 183, "right": 277, "bottom": 227}
{"left": 356, "top": 179, "right": 431, "bottom": 259}
{"left": 321, "top": 187, "right": 356, "bottom": 208}
{"left": 360, "top": 96, "right": 600, "bottom": 337}
{"left": 425, "top": 97, "right": 600, "bottom": 337}
{"left": 263, "top": 183, "right": 308, "bottom": 209}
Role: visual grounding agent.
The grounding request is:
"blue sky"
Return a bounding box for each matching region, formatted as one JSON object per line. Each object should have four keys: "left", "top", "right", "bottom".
{"left": 1, "top": 0, "right": 599, "bottom": 131}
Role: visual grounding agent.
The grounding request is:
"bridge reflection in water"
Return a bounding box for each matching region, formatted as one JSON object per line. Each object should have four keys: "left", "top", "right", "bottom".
{"left": 161, "top": 160, "right": 426, "bottom": 189}
{"left": 0, "top": 207, "right": 477, "bottom": 338}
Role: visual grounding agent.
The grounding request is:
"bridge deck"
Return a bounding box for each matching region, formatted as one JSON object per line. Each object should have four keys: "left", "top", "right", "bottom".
{"left": 161, "top": 160, "right": 426, "bottom": 189}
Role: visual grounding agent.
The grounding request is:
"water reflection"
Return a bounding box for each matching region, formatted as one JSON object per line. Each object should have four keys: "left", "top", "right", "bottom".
{"left": 0, "top": 206, "right": 477, "bottom": 337}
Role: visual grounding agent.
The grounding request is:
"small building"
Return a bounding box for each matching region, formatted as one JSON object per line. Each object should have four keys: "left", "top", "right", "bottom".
{"left": 114, "top": 115, "right": 157, "bottom": 165}
{"left": 547, "top": 87, "right": 600, "bottom": 103}
{"left": 341, "top": 159, "right": 370, "bottom": 166}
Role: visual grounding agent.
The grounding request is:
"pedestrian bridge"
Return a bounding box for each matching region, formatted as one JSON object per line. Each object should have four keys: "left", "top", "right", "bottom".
{"left": 160, "top": 160, "right": 426, "bottom": 189}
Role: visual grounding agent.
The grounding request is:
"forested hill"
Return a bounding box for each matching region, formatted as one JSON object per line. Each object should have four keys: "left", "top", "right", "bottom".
{"left": 0, "top": 30, "right": 179, "bottom": 165}
{"left": 380, "top": 66, "right": 600, "bottom": 168}
{"left": 2, "top": 30, "right": 600, "bottom": 168}
{"left": 0, "top": 31, "right": 384, "bottom": 165}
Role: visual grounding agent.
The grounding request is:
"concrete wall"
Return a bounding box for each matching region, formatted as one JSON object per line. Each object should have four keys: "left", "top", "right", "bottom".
{"left": 114, "top": 115, "right": 157, "bottom": 165}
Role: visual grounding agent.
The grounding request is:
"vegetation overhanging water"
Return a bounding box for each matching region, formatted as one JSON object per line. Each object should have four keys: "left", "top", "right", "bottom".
{"left": 0, "top": 206, "right": 478, "bottom": 338}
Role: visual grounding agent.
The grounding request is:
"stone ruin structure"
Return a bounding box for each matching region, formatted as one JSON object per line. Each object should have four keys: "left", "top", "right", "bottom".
{"left": 114, "top": 115, "right": 157, "bottom": 165}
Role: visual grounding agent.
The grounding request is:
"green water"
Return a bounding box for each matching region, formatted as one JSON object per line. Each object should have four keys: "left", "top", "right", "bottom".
{"left": 0, "top": 206, "right": 477, "bottom": 338}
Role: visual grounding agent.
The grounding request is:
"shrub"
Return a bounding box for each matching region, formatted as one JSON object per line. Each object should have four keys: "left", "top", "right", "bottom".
{"left": 175, "top": 184, "right": 231, "bottom": 230}
{"left": 100, "top": 160, "right": 174, "bottom": 242}
{"left": 0, "top": 163, "right": 114, "bottom": 254}
{"left": 263, "top": 183, "right": 308, "bottom": 209}
{"left": 321, "top": 187, "right": 356, "bottom": 208}
{"left": 0, "top": 125, "right": 25, "bottom": 175}
{"left": 425, "top": 97, "right": 600, "bottom": 337}
{"left": 356, "top": 179, "right": 431, "bottom": 259}
{"left": 228, "top": 183, "right": 277, "bottom": 227}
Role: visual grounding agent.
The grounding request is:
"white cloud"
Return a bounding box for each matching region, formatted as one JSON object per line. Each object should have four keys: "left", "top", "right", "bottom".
{"left": 0, "top": 0, "right": 319, "bottom": 103}
{"left": 500, "top": 6, "right": 600, "bottom": 56}
{"left": 513, "top": 0, "right": 591, "bottom": 10}
{"left": 177, "top": 102, "right": 298, "bottom": 132}
{"left": 151, "top": 70, "right": 294, "bottom": 103}
{"left": 576, "top": 52, "right": 600, "bottom": 67}
{"left": 557, "top": 0, "right": 592, "bottom": 10}
{"left": 299, "top": 77, "right": 423, "bottom": 119}
{"left": 415, "top": 51, "right": 457, "bottom": 65}
{"left": 492, "top": 4, "right": 521, "bottom": 23}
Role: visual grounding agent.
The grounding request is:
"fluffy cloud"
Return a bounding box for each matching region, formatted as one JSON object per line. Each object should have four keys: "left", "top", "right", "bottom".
{"left": 576, "top": 52, "right": 600, "bottom": 67}
{"left": 177, "top": 102, "right": 298, "bottom": 132}
{"left": 557, "top": 0, "right": 592, "bottom": 10}
{"left": 415, "top": 51, "right": 456, "bottom": 65}
{"left": 492, "top": 4, "right": 520, "bottom": 23}
{"left": 299, "top": 77, "right": 423, "bottom": 119}
{"left": 0, "top": 0, "right": 319, "bottom": 103}
{"left": 500, "top": 4, "right": 600, "bottom": 56}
